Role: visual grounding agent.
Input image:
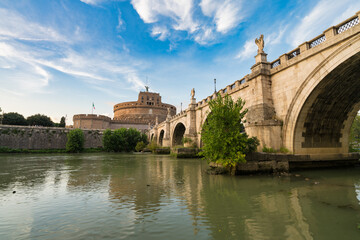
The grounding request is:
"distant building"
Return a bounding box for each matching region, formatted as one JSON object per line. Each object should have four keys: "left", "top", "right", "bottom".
{"left": 73, "top": 89, "right": 176, "bottom": 131}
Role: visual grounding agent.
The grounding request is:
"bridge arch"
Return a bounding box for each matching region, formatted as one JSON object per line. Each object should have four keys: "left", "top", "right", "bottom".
{"left": 283, "top": 34, "right": 360, "bottom": 154}
{"left": 159, "top": 129, "right": 165, "bottom": 146}
{"left": 172, "top": 122, "right": 186, "bottom": 147}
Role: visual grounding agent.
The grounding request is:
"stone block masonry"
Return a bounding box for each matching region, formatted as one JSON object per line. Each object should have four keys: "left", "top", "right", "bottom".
{"left": 0, "top": 125, "right": 103, "bottom": 150}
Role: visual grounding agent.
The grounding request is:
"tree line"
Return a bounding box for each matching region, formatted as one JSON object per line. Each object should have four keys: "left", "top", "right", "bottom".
{"left": 1, "top": 112, "right": 65, "bottom": 127}
{"left": 66, "top": 128, "right": 148, "bottom": 153}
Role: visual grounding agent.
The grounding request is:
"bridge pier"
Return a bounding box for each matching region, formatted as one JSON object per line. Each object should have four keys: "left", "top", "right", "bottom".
{"left": 244, "top": 52, "right": 283, "bottom": 150}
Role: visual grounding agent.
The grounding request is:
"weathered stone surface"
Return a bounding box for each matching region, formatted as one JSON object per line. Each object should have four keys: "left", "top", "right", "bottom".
{"left": 0, "top": 125, "right": 103, "bottom": 149}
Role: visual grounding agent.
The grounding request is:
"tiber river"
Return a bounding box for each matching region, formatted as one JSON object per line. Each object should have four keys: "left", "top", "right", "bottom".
{"left": 0, "top": 153, "right": 360, "bottom": 240}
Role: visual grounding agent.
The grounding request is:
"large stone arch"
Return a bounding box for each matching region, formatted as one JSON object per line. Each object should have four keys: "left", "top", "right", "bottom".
{"left": 158, "top": 129, "right": 165, "bottom": 146}
{"left": 283, "top": 34, "right": 360, "bottom": 154}
{"left": 172, "top": 122, "right": 186, "bottom": 147}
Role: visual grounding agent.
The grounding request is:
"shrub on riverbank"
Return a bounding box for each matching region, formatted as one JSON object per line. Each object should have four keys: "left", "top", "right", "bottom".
{"left": 103, "top": 128, "right": 147, "bottom": 152}
{"left": 200, "top": 94, "right": 259, "bottom": 172}
{"left": 66, "top": 129, "right": 85, "bottom": 153}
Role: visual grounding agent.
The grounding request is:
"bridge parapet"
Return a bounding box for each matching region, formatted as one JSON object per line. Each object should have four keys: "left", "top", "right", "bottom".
{"left": 196, "top": 77, "right": 248, "bottom": 109}
{"left": 270, "top": 11, "right": 360, "bottom": 71}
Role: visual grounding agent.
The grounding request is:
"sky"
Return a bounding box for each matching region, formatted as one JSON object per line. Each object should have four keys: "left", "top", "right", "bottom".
{"left": 0, "top": 0, "right": 359, "bottom": 125}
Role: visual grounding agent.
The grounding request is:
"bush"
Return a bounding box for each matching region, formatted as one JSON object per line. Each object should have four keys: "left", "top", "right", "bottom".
{"left": 103, "top": 128, "right": 145, "bottom": 152}
{"left": 147, "top": 140, "right": 158, "bottom": 153}
{"left": 262, "top": 145, "right": 276, "bottom": 153}
{"left": 66, "top": 129, "right": 84, "bottom": 153}
{"left": 200, "top": 94, "right": 259, "bottom": 171}
{"left": 135, "top": 141, "right": 147, "bottom": 152}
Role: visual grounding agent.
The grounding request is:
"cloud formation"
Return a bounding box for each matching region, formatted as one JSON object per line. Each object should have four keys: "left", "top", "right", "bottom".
{"left": 131, "top": 0, "right": 245, "bottom": 45}
{"left": 290, "top": 0, "right": 360, "bottom": 47}
{"left": 0, "top": 8, "right": 145, "bottom": 96}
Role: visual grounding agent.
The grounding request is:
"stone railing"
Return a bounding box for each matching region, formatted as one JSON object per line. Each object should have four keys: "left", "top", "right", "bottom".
{"left": 270, "top": 11, "right": 360, "bottom": 69}
{"left": 309, "top": 34, "right": 326, "bottom": 48}
{"left": 337, "top": 16, "right": 359, "bottom": 34}
{"left": 196, "top": 77, "right": 247, "bottom": 108}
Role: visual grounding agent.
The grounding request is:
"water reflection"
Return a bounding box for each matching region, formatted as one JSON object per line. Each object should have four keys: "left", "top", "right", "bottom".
{"left": 0, "top": 154, "right": 359, "bottom": 239}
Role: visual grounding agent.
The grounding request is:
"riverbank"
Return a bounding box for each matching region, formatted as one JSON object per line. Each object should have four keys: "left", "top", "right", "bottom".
{"left": 208, "top": 152, "right": 360, "bottom": 175}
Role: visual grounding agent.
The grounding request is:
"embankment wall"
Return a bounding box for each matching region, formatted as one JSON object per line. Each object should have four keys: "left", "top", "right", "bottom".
{"left": 0, "top": 125, "right": 103, "bottom": 149}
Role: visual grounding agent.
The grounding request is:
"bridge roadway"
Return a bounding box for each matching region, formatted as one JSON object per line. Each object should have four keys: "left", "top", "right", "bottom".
{"left": 149, "top": 11, "right": 360, "bottom": 157}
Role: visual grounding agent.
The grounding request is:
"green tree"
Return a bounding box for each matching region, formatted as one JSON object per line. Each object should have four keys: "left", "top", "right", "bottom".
{"left": 27, "top": 114, "right": 54, "bottom": 127}
{"left": 59, "top": 116, "right": 66, "bottom": 127}
{"left": 135, "top": 141, "right": 147, "bottom": 152}
{"left": 349, "top": 114, "right": 360, "bottom": 151}
{"left": 2, "top": 112, "right": 28, "bottom": 126}
{"left": 66, "top": 129, "right": 85, "bottom": 153}
{"left": 102, "top": 128, "right": 144, "bottom": 152}
{"left": 200, "top": 94, "right": 259, "bottom": 170}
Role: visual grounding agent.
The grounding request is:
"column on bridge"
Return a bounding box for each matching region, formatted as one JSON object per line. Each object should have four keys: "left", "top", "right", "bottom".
{"left": 184, "top": 90, "right": 197, "bottom": 147}
{"left": 244, "top": 35, "right": 282, "bottom": 150}
{"left": 161, "top": 109, "right": 172, "bottom": 147}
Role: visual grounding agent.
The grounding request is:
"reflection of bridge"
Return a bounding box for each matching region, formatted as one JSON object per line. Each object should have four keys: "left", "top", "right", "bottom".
{"left": 150, "top": 12, "right": 360, "bottom": 155}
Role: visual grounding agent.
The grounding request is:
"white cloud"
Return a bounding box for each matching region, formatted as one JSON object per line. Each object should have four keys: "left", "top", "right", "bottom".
{"left": 290, "top": 0, "right": 360, "bottom": 47}
{"left": 0, "top": 8, "right": 67, "bottom": 42}
{"left": 117, "top": 9, "right": 126, "bottom": 31}
{"left": 131, "top": 0, "right": 246, "bottom": 45}
{"left": 200, "top": 0, "right": 243, "bottom": 34}
{"left": 132, "top": 0, "right": 198, "bottom": 32}
{"left": 235, "top": 39, "right": 256, "bottom": 60}
{"left": 151, "top": 26, "right": 169, "bottom": 41}
{"left": 80, "top": 0, "right": 106, "bottom": 6}
{"left": 0, "top": 8, "right": 145, "bottom": 96}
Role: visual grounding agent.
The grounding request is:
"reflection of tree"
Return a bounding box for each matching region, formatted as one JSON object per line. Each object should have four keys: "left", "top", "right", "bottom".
{"left": 106, "top": 155, "right": 207, "bottom": 235}
{"left": 200, "top": 173, "right": 360, "bottom": 239}
{"left": 0, "top": 155, "right": 53, "bottom": 190}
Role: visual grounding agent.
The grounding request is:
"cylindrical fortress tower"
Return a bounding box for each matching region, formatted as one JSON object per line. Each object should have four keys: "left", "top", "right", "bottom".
{"left": 113, "top": 91, "right": 176, "bottom": 125}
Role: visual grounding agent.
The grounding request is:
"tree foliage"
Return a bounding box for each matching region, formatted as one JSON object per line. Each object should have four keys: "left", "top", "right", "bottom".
{"left": 349, "top": 114, "right": 360, "bottom": 151}
{"left": 66, "top": 129, "right": 85, "bottom": 153}
{"left": 27, "top": 114, "right": 54, "bottom": 127}
{"left": 200, "top": 94, "right": 259, "bottom": 168}
{"left": 2, "top": 112, "right": 28, "bottom": 126}
{"left": 103, "top": 128, "right": 147, "bottom": 152}
{"left": 59, "top": 117, "right": 66, "bottom": 127}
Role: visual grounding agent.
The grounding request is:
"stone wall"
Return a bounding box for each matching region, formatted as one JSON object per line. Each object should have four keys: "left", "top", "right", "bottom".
{"left": 0, "top": 125, "right": 103, "bottom": 150}
{"left": 73, "top": 114, "right": 111, "bottom": 129}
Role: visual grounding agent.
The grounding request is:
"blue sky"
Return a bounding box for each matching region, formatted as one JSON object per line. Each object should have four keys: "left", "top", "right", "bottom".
{"left": 0, "top": 0, "right": 359, "bottom": 124}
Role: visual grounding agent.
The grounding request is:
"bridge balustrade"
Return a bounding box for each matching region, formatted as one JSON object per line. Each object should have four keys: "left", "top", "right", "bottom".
{"left": 337, "top": 16, "right": 359, "bottom": 34}
{"left": 287, "top": 48, "right": 300, "bottom": 60}
{"left": 309, "top": 35, "right": 326, "bottom": 48}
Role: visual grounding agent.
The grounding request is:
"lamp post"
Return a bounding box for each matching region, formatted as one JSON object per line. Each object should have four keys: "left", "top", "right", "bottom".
{"left": 214, "top": 78, "right": 216, "bottom": 93}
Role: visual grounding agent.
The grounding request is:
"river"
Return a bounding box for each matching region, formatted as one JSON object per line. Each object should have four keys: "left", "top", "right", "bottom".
{"left": 0, "top": 153, "right": 359, "bottom": 239}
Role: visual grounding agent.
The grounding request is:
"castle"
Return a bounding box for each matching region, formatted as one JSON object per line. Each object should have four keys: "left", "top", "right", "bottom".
{"left": 73, "top": 88, "right": 176, "bottom": 131}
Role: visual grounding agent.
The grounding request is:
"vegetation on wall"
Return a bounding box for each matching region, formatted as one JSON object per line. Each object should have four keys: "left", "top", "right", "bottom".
{"left": 200, "top": 94, "right": 259, "bottom": 170}
{"left": 349, "top": 114, "right": 360, "bottom": 152}
{"left": 103, "top": 128, "right": 148, "bottom": 152}
{"left": 66, "top": 129, "right": 85, "bottom": 153}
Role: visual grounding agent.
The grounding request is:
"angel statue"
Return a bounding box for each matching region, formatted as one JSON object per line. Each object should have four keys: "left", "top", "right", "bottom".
{"left": 255, "top": 34, "right": 264, "bottom": 54}
{"left": 191, "top": 88, "right": 195, "bottom": 99}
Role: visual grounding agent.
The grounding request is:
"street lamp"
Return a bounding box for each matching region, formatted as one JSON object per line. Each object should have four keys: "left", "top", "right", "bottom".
{"left": 214, "top": 78, "right": 216, "bottom": 93}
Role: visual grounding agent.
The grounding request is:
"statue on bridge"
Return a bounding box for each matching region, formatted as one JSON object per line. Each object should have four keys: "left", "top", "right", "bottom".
{"left": 191, "top": 88, "right": 195, "bottom": 99}
{"left": 255, "top": 34, "right": 264, "bottom": 54}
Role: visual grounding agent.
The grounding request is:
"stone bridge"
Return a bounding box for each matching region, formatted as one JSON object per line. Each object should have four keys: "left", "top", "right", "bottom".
{"left": 149, "top": 11, "right": 360, "bottom": 155}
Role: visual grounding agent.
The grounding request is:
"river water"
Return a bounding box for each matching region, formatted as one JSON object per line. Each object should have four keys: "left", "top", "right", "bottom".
{"left": 0, "top": 153, "right": 359, "bottom": 240}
